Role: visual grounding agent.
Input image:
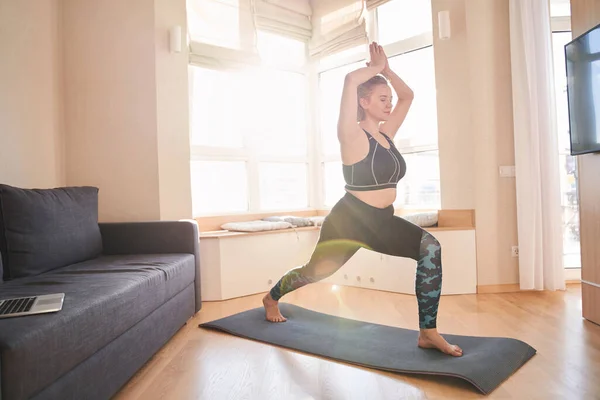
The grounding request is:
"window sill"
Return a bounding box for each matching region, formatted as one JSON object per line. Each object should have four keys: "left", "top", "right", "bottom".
{"left": 196, "top": 209, "right": 475, "bottom": 238}
{"left": 199, "top": 226, "right": 320, "bottom": 239}
{"left": 199, "top": 225, "right": 475, "bottom": 239}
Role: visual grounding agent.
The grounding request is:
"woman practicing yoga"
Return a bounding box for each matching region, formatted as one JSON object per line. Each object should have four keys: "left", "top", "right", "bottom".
{"left": 263, "top": 42, "right": 462, "bottom": 357}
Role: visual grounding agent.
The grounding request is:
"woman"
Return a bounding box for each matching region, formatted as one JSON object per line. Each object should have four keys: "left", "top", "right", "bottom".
{"left": 263, "top": 42, "right": 462, "bottom": 357}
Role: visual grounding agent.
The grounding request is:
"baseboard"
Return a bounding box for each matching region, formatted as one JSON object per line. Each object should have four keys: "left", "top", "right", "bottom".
{"left": 477, "top": 284, "right": 521, "bottom": 294}
{"left": 478, "top": 282, "right": 581, "bottom": 293}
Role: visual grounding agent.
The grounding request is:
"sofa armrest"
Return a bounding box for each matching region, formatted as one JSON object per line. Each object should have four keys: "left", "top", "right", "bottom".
{"left": 99, "top": 220, "right": 202, "bottom": 312}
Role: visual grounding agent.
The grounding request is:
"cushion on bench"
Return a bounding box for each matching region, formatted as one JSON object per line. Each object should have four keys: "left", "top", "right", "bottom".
{"left": 401, "top": 211, "right": 438, "bottom": 227}
{"left": 217, "top": 212, "right": 436, "bottom": 233}
{"left": 262, "top": 216, "right": 314, "bottom": 227}
{"left": 0, "top": 253, "right": 194, "bottom": 400}
{"left": 307, "top": 216, "right": 325, "bottom": 226}
{"left": 262, "top": 215, "right": 325, "bottom": 227}
{"left": 221, "top": 220, "right": 293, "bottom": 232}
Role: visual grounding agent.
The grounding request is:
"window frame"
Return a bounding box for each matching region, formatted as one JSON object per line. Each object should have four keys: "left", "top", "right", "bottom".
{"left": 189, "top": 32, "right": 315, "bottom": 216}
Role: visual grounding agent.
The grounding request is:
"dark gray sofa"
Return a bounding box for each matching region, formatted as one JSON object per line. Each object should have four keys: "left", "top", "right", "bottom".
{"left": 0, "top": 184, "right": 202, "bottom": 400}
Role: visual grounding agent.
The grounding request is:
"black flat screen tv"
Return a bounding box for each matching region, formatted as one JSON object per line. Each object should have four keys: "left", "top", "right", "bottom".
{"left": 565, "top": 21, "right": 600, "bottom": 155}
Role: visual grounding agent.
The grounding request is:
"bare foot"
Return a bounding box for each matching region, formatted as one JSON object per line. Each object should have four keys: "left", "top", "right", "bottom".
{"left": 262, "top": 294, "right": 287, "bottom": 322}
{"left": 418, "top": 329, "right": 463, "bottom": 357}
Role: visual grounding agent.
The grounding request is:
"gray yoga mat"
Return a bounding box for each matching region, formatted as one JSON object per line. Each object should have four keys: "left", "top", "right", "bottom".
{"left": 199, "top": 303, "right": 536, "bottom": 395}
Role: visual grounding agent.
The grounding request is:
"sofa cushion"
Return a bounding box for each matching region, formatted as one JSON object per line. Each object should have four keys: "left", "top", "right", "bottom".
{"left": 0, "top": 184, "right": 103, "bottom": 281}
{"left": 0, "top": 253, "right": 195, "bottom": 400}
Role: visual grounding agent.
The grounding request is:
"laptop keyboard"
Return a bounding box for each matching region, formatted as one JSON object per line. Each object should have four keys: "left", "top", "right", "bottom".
{"left": 0, "top": 297, "right": 36, "bottom": 315}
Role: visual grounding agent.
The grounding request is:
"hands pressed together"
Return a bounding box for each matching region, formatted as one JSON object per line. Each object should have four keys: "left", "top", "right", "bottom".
{"left": 366, "top": 42, "right": 391, "bottom": 78}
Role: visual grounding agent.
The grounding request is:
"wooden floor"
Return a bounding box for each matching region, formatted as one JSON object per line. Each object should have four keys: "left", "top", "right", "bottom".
{"left": 114, "top": 283, "right": 600, "bottom": 400}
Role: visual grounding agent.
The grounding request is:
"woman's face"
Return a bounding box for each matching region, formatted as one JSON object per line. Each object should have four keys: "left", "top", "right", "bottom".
{"left": 360, "top": 84, "right": 393, "bottom": 121}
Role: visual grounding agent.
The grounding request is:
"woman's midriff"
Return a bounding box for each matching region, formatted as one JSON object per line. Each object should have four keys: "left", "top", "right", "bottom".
{"left": 345, "top": 188, "right": 397, "bottom": 209}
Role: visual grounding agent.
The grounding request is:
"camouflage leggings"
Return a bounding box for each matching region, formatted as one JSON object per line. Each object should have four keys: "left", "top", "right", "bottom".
{"left": 414, "top": 231, "right": 442, "bottom": 329}
{"left": 267, "top": 193, "right": 443, "bottom": 329}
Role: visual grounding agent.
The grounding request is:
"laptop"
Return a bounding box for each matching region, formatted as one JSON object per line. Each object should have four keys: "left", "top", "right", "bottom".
{"left": 0, "top": 293, "right": 65, "bottom": 319}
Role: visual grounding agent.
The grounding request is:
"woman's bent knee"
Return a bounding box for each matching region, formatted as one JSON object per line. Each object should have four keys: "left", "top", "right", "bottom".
{"left": 419, "top": 231, "right": 441, "bottom": 255}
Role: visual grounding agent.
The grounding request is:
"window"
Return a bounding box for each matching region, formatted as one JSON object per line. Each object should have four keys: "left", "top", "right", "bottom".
{"left": 319, "top": 60, "right": 364, "bottom": 157}
{"left": 188, "top": 0, "right": 439, "bottom": 216}
{"left": 550, "top": 11, "right": 581, "bottom": 269}
{"left": 317, "top": 0, "right": 440, "bottom": 209}
{"left": 189, "top": 67, "right": 246, "bottom": 149}
{"left": 256, "top": 30, "right": 307, "bottom": 70}
{"left": 190, "top": 161, "right": 248, "bottom": 215}
{"left": 323, "top": 161, "right": 346, "bottom": 208}
{"left": 259, "top": 163, "right": 308, "bottom": 210}
{"left": 376, "top": 0, "right": 432, "bottom": 45}
{"left": 386, "top": 47, "right": 438, "bottom": 149}
{"left": 398, "top": 151, "right": 441, "bottom": 208}
{"left": 550, "top": 0, "right": 571, "bottom": 18}
{"left": 189, "top": 31, "right": 310, "bottom": 215}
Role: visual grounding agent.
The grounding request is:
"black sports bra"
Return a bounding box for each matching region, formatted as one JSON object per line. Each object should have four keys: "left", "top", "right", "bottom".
{"left": 342, "top": 129, "right": 406, "bottom": 191}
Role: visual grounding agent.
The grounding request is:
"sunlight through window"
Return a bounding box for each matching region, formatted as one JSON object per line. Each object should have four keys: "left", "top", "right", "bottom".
{"left": 550, "top": 0, "right": 571, "bottom": 17}
{"left": 189, "top": 67, "right": 246, "bottom": 148}
{"left": 249, "top": 69, "right": 308, "bottom": 157}
{"left": 387, "top": 47, "right": 438, "bottom": 148}
{"left": 323, "top": 162, "right": 347, "bottom": 207}
{"left": 189, "top": 28, "right": 309, "bottom": 215}
{"left": 319, "top": 61, "right": 364, "bottom": 157}
{"left": 377, "top": 0, "right": 432, "bottom": 45}
{"left": 259, "top": 163, "right": 308, "bottom": 210}
{"left": 257, "top": 30, "right": 307, "bottom": 69}
{"left": 191, "top": 161, "right": 248, "bottom": 215}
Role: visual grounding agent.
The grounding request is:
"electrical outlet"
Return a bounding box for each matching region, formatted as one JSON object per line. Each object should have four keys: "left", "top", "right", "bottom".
{"left": 511, "top": 246, "right": 519, "bottom": 257}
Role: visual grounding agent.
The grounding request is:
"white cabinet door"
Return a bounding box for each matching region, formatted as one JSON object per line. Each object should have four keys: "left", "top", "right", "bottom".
{"left": 219, "top": 230, "right": 321, "bottom": 299}
{"left": 431, "top": 230, "right": 477, "bottom": 294}
{"left": 199, "top": 228, "right": 477, "bottom": 301}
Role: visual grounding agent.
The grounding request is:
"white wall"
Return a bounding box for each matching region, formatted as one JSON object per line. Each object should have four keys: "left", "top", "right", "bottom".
{"left": 433, "top": 0, "right": 519, "bottom": 286}
{"left": 154, "top": 0, "right": 193, "bottom": 221}
{"left": 0, "top": 0, "right": 64, "bottom": 188}
{"left": 62, "top": 0, "right": 192, "bottom": 222}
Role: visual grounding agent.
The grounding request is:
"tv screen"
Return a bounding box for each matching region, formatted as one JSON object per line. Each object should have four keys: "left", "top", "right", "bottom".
{"left": 565, "top": 22, "right": 600, "bottom": 155}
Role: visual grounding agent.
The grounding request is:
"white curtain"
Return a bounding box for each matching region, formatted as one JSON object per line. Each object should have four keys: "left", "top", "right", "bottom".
{"left": 308, "top": 0, "right": 368, "bottom": 59}
{"left": 365, "top": 0, "right": 390, "bottom": 10}
{"left": 263, "top": 0, "right": 312, "bottom": 16}
{"left": 254, "top": 0, "right": 312, "bottom": 41}
{"left": 508, "top": 0, "right": 565, "bottom": 290}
